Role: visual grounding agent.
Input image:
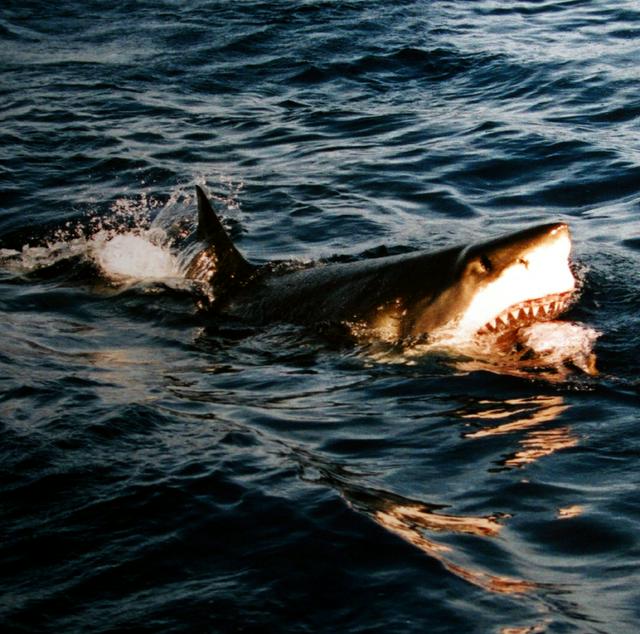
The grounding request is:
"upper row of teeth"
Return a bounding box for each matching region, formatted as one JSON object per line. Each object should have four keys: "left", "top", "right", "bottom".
{"left": 480, "top": 294, "right": 572, "bottom": 333}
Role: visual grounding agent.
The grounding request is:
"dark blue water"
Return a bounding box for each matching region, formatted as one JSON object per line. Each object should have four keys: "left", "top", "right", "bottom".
{"left": 2, "top": 2, "right": 640, "bottom": 632}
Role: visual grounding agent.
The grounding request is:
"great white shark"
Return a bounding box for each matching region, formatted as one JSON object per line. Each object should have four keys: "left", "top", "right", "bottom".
{"left": 186, "top": 186, "right": 576, "bottom": 348}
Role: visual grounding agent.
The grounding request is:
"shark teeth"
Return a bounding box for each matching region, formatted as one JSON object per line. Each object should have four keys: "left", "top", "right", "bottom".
{"left": 477, "top": 291, "right": 574, "bottom": 335}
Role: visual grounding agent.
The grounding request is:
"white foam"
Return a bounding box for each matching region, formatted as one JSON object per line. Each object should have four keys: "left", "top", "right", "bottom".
{"left": 2, "top": 239, "right": 88, "bottom": 273}
{"left": 520, "top": 321, "right": 600, "bottom": 373}
{"left": 393, "top": 318, "right": 601, "bottom": 380}
{"left": 90, "top": 231, "right": 181, "bottom": 281}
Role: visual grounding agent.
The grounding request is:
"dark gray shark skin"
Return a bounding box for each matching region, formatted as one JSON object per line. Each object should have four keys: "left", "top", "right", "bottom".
{"left": 188, "top": 186, "right": 571, "bottom": 343}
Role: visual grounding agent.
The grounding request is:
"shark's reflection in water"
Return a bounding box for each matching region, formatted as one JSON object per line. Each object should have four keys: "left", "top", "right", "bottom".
{"left": 300, "top": 456, "right": 542, "bottom": 596}
{"left": 457, "top": 395, "right": 579, "bottom": 471}
{"left": 292, "top": 390, "right": 591, "bottom": 630}
{"left": 372, "top": 503, "right": 538, "bottom": 595}
{"left": 298, "top": 394, "right": 582, "bottom": 598}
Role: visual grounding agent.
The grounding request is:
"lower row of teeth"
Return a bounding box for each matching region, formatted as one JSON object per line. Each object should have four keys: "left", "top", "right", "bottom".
{"left": 480, "top": 298, "right": 570, "bottom": 333}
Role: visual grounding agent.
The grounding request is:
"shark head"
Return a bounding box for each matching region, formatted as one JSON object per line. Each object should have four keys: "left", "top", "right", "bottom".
{"left": 401, "top": 223, "right": 576, "bottom": 344}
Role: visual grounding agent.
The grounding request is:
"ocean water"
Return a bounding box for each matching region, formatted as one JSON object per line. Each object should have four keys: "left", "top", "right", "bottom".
{"left": 2, "top": 1, "right": 640, "bottom": 632}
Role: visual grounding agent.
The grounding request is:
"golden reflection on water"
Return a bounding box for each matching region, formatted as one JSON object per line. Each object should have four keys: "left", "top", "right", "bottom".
{"left": 343, "top": 395, "right": 583, "bottom": 597}
{"left": 83, "top": 346, "right": 169, "bottom": 404}
{"left": 371, "top": 502, "right": 538, "bottom": 596}
{"left": 297, "top": 449, "right": 545, "bottom": 599}
{"left": 557, "top": 504, "right": 584, "bottom": 519}
{"left": 461, "top": 396, "right": 568, "bottom": 437}
{"left": 458, "top": 395, "right": 579, "bottom": 470}
{"left": 500, "top": 622, "right": 549, "bottom": 634}
{"left": 382, "top": 503, "right": 503, "bottom": 537}
{"left": 503, "top": 427, "right": 578, "bottom": 469}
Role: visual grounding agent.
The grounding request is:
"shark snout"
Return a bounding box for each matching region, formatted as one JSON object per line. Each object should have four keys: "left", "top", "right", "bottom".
{"left": 539, "top": 222, "right": 569, "bottom": 242}
{"left": 501, "top": 221, "right": 570, "bottom": 250}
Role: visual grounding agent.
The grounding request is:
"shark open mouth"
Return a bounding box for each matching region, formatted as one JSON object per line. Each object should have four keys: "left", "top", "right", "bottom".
{"left": 477, "top": 290, "right": 574, "bottom": 336}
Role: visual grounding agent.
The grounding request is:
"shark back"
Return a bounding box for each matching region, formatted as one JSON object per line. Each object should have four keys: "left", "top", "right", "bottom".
{"left": 186, "top": 185, "right": 255, "bottom": 297}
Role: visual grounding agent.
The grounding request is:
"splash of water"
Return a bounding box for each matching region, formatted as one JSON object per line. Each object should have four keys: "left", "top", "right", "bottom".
{"left": 519, "top": 321, "right": 599, "bottom": 375}
{"left": 364, "top": 319, "right": 600, "bottom": 382}
{"left": 449, "top": 321, "right": 600, "bottom": 381}
{"left": 89, "top": 230, "right": 181, "bottom": 282}
{"left": 1, "top": 188, "right": 197, "bottom": 284}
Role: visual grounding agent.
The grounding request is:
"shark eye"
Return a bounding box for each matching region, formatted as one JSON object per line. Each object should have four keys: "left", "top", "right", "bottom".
{"left": 479, "top": 254, "right": 493, "bottom": 273}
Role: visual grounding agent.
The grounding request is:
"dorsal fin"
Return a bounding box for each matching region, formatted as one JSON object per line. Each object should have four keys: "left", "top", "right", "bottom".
{"left": 193, "top": 184, "right": 254, "bottom": 282}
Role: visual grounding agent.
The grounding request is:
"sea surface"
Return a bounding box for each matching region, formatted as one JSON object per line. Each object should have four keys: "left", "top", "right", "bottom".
{"left": 2, "top": 2, "right": 640, "bottom": 632}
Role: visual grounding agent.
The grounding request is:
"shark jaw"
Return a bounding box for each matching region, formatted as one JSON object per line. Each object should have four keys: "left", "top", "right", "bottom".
{"left": 435, "top": 223, "right": 576, "bottom": 344}
{"left": 475, "top": 291, "right": 574, "bottom": 336}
